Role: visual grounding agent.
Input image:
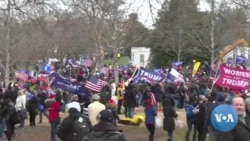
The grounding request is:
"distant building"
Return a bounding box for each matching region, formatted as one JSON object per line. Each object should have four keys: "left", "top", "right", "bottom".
{"left": 223, "top": 46, "right": 250, "bottom": 59}
{"left": 131, "top": 47, "right": 151, "bottom": 67}
{"left": 219, "top": 39, "right": 249, "bottom": 59}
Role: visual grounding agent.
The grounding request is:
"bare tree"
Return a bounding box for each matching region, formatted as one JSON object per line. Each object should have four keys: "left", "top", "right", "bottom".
{"left": 0, "top": 0, "right": 64, "bottom": 86}
{"left": 232, "top": 0, "right": 250, "bottom": 9}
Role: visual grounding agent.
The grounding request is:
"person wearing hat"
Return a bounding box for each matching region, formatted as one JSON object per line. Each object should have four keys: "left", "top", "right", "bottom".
{"left": 82, "top": 110, "right": 126, "bottom": 141}
{"left": 106, "top": 99, "right": 120, "bottom": 126}
{"left": 57, "top": 107, "right": 92, "bottom": 141}
{"left": 65, "top": 95, "right": 81, "bottom": 113}
{"left": 88, "top": 94, "right": 106, "bottom": 126}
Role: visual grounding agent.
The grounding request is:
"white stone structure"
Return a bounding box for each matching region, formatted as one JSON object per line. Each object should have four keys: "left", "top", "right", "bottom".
{"left": 131, "top": 47, "right": 151, "bottom": 67}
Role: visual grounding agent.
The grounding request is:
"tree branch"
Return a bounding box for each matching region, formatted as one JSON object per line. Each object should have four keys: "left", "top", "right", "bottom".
{"left": 232, "top": 0, "right": 250, "bottom": 8}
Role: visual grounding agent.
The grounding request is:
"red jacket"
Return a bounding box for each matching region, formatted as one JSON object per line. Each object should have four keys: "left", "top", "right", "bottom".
{"left": 47, "top": 101, "right": 61, "bottom": 122}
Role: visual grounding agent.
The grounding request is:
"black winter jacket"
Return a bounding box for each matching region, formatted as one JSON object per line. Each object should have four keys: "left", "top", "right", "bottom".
{"left": 82, "top": 122, "right": 126, "bottom": 141}
{"left": 220, "top": 113, "right": 250, "bottom": 141}
{"left": 57, "top": 112, "right": 92, "bottom": 141}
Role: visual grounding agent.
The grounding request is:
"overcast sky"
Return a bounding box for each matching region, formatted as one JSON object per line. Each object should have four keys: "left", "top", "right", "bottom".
{"left": 0, "top": 0, "right": 211, "bottom": 28}
{"left": 124, "top": 0, "right": 210, "bottom": 28}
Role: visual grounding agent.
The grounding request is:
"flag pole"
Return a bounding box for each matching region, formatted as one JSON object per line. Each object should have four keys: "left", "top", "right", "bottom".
{"left": 211, "top": 63, "right": 220, "bottom": 91}
{"left": 131, "top": 66, "right": 140, "bottom": 79}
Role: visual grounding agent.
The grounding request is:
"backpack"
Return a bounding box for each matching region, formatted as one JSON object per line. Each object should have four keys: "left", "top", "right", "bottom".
{"left": 72, "top": 115, "right": 91, "bottom": 141}
{"left": 186, "top": 104, "right": 194, "bottom": 119}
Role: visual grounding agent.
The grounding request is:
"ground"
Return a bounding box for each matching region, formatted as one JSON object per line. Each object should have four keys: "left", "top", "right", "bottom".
{"left": 13, "top": 108, "right": 208, "bottom": 141}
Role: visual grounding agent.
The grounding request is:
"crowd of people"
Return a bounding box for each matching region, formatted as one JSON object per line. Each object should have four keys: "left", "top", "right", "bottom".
{"left": 0, "top": 61, "right": 249, "bottom": 141}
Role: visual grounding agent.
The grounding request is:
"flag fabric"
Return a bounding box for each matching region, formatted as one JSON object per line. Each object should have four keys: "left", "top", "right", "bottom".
{"left": 48, "top": 72, "right": 89, "bottom": 97}
{"left": 41, "top": 64, "right": 52, "bottom": 73}
{"left": 100, "top": 67, "right": 109, "bottom": 75}
{"left": 153, "top": 68, "right": 165, "bottom": 75}
{"left": 172, "top": 61, "right": 183, "bottom": 67}
{"left": 68, "top": 59, "right": 79, "bottom": 68}
{"left": 81, "top": 59, "right": 93, "bottom": 67}
{"left": 192, "top": 62, "right": 201, "bottom": 77}
{"left": 133, "top": 67, "right": 166, "bottom": 84}
{"left": 15, "top": 71, "right": 29, "bottom": 82}
{"left": 226, "top": 57, "right": 235, "bottom": 67}
{"left": 236, "top": 55, "right": 248, "bottom": 66}
{"left": 167, "top": 68, "right": 185, "bottom": 82}
{"left": 150, "top": 93, "right": 157, "bottom": 106}
{"left": 37, "top": 73, "right": 49, "bottom": 82}
{"left": 85, "top": 76, "right": 106, "bottom": 92}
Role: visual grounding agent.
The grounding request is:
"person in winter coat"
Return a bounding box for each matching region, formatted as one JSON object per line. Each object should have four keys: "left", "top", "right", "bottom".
{"left": 57, "top": 107, "right": 92, "bottom": 141}
{"left": 66, "top": 95, "right": 81, "bottom": 113}
{"left": 185, "top": 95, "right": 198, "bottom": 141}
{"left": 106, "top": 99, "right": 120, "bottom": 127}
{"left": 176, "top": 82, "right": 186, "bottom": 109}
{"left": 12, "top": 83, "right": 19, "bottom": 104}
{"left": 37, "top": 91, "right": 48, "bottom": 124}
{"left": 15, "top": 91, "right": 26, "bottom": 128}
{"left": 153, "top": 84, "right": 163, "bottom": 110}
{"left": 123, "top": 82, "right": 137, "bottom": 118}
{"left": 205, "top": 92, "right": 226, "bottom": 141}
{"left": 163, "top": 97, "right": 178, "bottom": 141}
{"left": 5, "top": 98, "right": 19, "bottom": 141}
{"left": 144, "top": 99, "right": 157, "bottom": 141}
{"left": 26, "top": 91, "right": 38, "bottom": 126}
{"left": 0, "top": 98, "right": 11, "bottom": 139}
{"left": 88, "top": 94, "right": 106, "bottom": 126}
{"left": 0, "top": 88, "right": 6, "bottom": 139}
{"left": 82, "top": 110, "right": 126, "bottom": 141}
{"left": 220, "top": 97, "right": 250, "bottom": 141}
{"left": 4, "top": 83, "right": 15, "bottom": 103}
{"left": 47, "top": 94, "right": 61, "bottom": 141}
{"left": 165, "top": 82, "right": 175, "bottom": 96}
{"left": 99, "top": 85, "right": 112, "bottom": 105}
{"left": 116, "top": 83, "right": 123, "bottom": 114}
{"left": 193, "top": 99, "right": 207, "bottom": 141}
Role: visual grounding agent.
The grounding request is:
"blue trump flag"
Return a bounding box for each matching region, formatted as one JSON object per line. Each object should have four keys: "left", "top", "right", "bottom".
{"left": 133, "top": 67, "right": 166, "bottom": 84}
{"left": 236, "top": 55, "right": 248, "bottom": 66}
{"left": 172, "top": 61, "right": 183, "bottom": 67}
{"left": 49, "top": 72, "right": 89, "bottom": 98}
{"left": 210, "top": 104, "right": 238, "bottom": 132}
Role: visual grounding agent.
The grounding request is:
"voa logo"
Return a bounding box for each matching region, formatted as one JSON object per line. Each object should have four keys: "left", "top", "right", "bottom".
{"left": 214, "top": 113, "right": 235, "bottom": 123}
{"left": 210, "top": 104, "right": 238, "bottom": 132}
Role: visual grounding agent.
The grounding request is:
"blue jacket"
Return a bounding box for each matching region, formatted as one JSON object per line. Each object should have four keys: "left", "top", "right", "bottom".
{"left": 144, "top": 106, "right": 157, "bottom": 124}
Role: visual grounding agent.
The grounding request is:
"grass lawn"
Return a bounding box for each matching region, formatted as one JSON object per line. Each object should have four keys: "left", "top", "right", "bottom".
{"left": 15, "top": 106, "right": 209, "bottom": 141}
{"left": 100, "top": 56, "right": 130, "bottom": 66}
{"left": 121, "top": 125, "right": 189, "bottom": 141}
{"left": 119, "top": 107, "right": 210, "bottom": 141}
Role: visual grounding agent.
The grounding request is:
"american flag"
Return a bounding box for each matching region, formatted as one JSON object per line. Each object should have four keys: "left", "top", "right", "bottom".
{"left": 15, "top": 71, "right": 28, "bottom": 82}
{"left": 85, "top": 76, "right": 106, "bottom": 92}
{"left": 80, "top": 58, "right": 93, "bottom": 67}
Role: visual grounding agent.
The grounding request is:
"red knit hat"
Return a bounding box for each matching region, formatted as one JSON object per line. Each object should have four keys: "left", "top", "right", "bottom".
{"left": 108, "top": 99, "right": 116, "bottom": 104}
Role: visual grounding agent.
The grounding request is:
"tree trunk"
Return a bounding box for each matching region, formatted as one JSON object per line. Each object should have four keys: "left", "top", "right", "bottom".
{"left": 177, "top": 23, "right": 183, "bottom": 61}
{"left": 113, "top": 49, "right": 119, "bottom": 84}
{"left": 5, "top": 0, "right": 11, "bottom": 87}
{"left": 210, "top": 0, "right": 215, "bottom": 65}
{"left": 177, "top": 49, "right": 181, "bottom": 61}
